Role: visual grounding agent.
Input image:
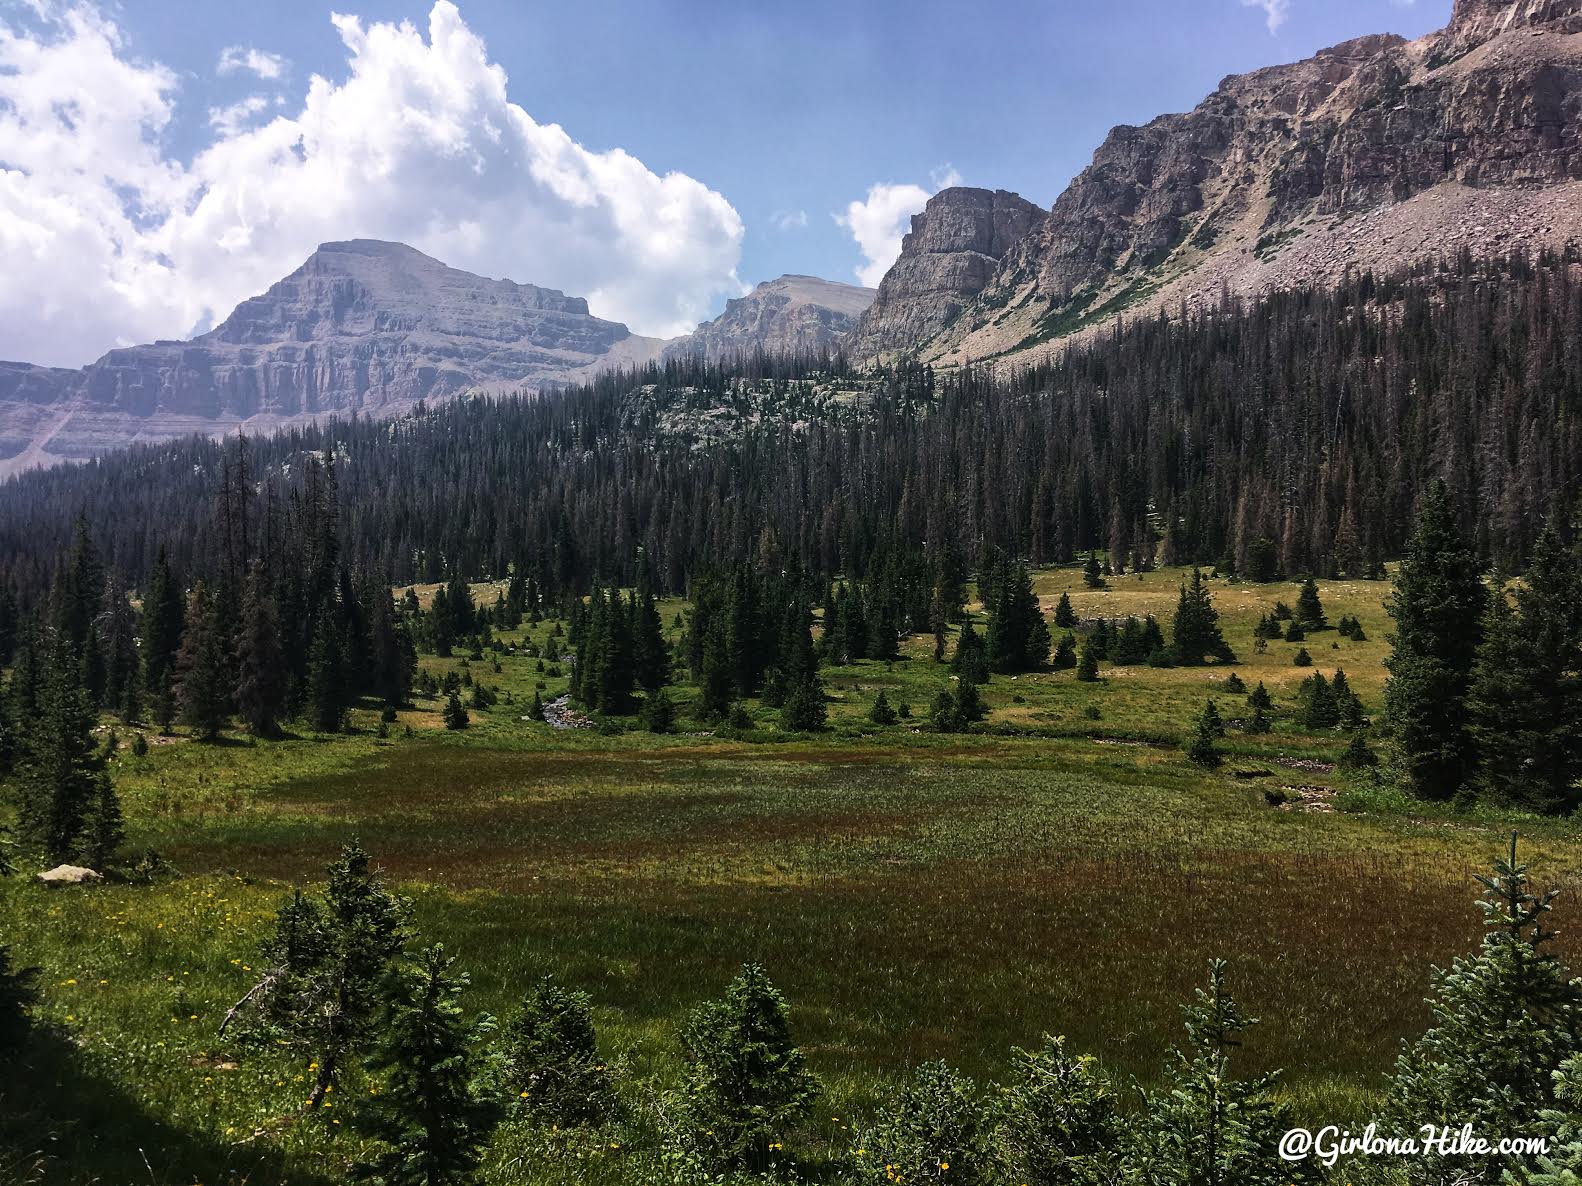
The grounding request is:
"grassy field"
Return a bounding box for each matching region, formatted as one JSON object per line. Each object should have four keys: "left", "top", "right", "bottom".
{"left": 5, "top": 564, "right": 1579, "bottom": 1185}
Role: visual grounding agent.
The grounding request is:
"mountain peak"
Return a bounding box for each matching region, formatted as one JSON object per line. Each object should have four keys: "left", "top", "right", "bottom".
{"left": 1443, "top": 0, "right": 1582, "bottom": 51}
{"left": 663, "top": 274, "right": 875, "bottom": 364}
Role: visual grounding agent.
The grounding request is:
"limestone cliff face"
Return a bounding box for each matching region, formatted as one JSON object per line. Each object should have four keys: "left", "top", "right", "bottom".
{"left": 844, "top": 188, "right": 1043, "bottom": 360}
{"left": 0, "top": 241, "right": 665, "bottom": 473}
{"left": 663, "top": 275, "right": 874, "bottom": 364}
{"left": 910, "top": 0, "right": 1582, "bottom": 366}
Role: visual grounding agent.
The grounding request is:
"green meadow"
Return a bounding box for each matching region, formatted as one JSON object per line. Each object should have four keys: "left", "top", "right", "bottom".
{"left": 5, "top": 564, "right": 1578, "bottom": 1185}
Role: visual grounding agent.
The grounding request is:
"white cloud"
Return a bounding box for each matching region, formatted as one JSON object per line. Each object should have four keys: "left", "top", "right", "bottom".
{"left": 1241, "top": 0, "right": 1292, "bottom": 33}
{"left": 835, "top": 167, "right": 961, "bottom": 288}
{"left": 207, "top": 93, "right": 276, "bottom": 137}
{"left": 0, "top": 2, "right": 745, "bottom": 367}
{"left": 770, "top": 208, "right": 808, "bottom": 231}
{"left": 217, "top": 45, "right": 288, "bottom": 80}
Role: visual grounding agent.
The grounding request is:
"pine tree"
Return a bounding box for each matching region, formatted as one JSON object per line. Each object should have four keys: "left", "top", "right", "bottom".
{"left": 851, "top": 1062, "right": 989, "bottom": 1186}
{"left": 868, "top": 690, "right": 898, "bottom": 725}
{"left": 1186, "top": 701, "right": 1222, "bottom": 767}
{"left": 1294, "top": 577, "right": 1327, "bottom": 631}
{"left": 354, "top": 945, "right": 496, "bottom": 1186}
{"left": 227, "top": 841, "right": 408, "bottom": 1108}
{"left": 176, "top": 583, "right": 231, "bottom": 740}
{"left": 1075, "top": 642, "right": 1100, "bottom": 683}
{"left": 1468, "top": 525, "right": 1582, "bottom": 814}
{"left": 443, "top": 692, "right": 469, "bottom": 731}
{"left": 1298, "top": 673, "right": 1338, "bottom": 730}
{"left": 1169, "top": 569, "right": 1235, "bottom": 666}
{"left": 997, "top": 1034, "right": 1123, "bottom": 1186}
{"left": 951, "top": 619, "right": 990, "bottom": 684}
{"left": 16, "top": 651, "right": 116, "bottom": 866}
{"left": 499, "top": 976, "right": 612, "bottom": 1126}
{"left": 306, "top": 607, "right": 350, "bottom": 733}
{"left": 1388, "top": 836, "right": 1582, "bottom": 1184}
{"left": 1054, "top": 592, "right": 1077, "bottom": 629}
{"left": 100, "top": 569, "right": 139, "bottom": 722}
{"left": 1082, "top": 552, "right": 1105, "bottom": 590}
{"left": 1383, "top": 480, "right": 1487, "bottom": 801}
{"left": 985, "top": 560, "right": 1051, "bottom": 673}
{"left": 633, "top": 588, "right": 670, "bottom": 694}
{"left": 640, "top": 687, "right": 675, "bottom": 733}
{"left": 527, "top": 690, "right": 547, "bottom": 722}
{"left": 680, "top": 963, "right": 819, "bottom": 1168}
{"left": 140, "top": 546, "right": 185, "bottom": 732}
{"left": 1052, "top": 632, "right": 1078, "bottom": 670}
{"left": 1132, "top": 961, "right": 1310, "bottom": 1186}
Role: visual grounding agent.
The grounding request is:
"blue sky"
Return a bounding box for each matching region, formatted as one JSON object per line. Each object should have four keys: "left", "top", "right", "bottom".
{"left": 0, "top": 0, "right": 1447, "bottom": 365}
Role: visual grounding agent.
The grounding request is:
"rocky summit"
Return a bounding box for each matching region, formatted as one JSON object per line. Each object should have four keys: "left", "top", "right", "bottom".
{"left": 853, "top": 0, "right": 1582, "bottom": 367}
{"left": 844, "top": 188, "right": 1042, "bottom": 361}
{"left": 663, "top": 275, "right": 874, "bottom": 365}
{"left": 0, "top": 240, "right": 666, "bottom": 475}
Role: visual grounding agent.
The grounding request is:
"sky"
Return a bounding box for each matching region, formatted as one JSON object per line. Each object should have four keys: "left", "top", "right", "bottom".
{"left": 0, "top": 0, "right": 1448, "bottom": 368}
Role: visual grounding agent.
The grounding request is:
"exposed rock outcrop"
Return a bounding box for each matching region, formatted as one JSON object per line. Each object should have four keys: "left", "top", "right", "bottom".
{"left": 845, "top": 188, "right": 1042, "bottom": 360}
{"left": 0, "top": 240, "right": 666, "bottom": 475}
{"left": 908, "top": 0, "right": 1582, "bottom": 367}
{"left": 663, "top": 275, "right": 874, "bottom": 364}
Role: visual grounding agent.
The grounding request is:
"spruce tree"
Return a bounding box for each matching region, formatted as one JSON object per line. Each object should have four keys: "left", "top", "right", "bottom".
{"left": 985, "top": 560, "right": 1051, "bottom": 673}
{"left": 1075, "top": 642, "right": 1100, "bottom": 683}
{"left": 633, "top": 588, "right": 670, "bottom": 693}
{"left": 1054, "top": 592, "right": 1077, "bottom": 629}
{"left": 1132, "top": 962, "right": 1310, "bottom": 1186}
{"left": 176, "top": 583, "right": 231, "bottom": 740}
{"left": 140, "top": 546, "right": 185, "bottom": 732}
{"left": 680, "top": 963, "right": 819, "bottom": 1168}
{"left": 1388, "top": 836, "right": 1582, "bottom": 1184}
{"left": 228, "top": 841, "right": 408, "bottom": 1108}
{"left": 1468, "top": 525, "right": 1582, "bottom": 814}
{"left": 16, "top": 651, "right": 117, "bottom": 866}
{"left": 354, "top": 945, "right": 496, "bottom": 1186}
{"left": 306, "top": 597, "right": 350, "bottom": 733}
{"left": 868, "top": 690, "right": 898, "bottom": 725}
{"left": 443, "top": 692, "right": 469, "bottom": 731}
{"left": 1082, "top": 552, "right": 1105, "bottom": 590}
{"left": 1052, "top": 632, "right": 1078, "bottom": 670}
{"left": 640, "top": 687, "right": 675, "bottom": 733}
{"left": 1169, "top": 569, "right": 1235, "bottom": 666}
{"left": 997, "top": 1034, "right": 1123, "bottom": 1186}
{"left": 1384, "top": 481, "right": 1487, "bottom": 801}
{"left": 1294, "top": 577, "right": 1327, "bottom": 631}
{"left": 951, "top": 619, "right": 990, "bottom": 684}
{"left": 1186, "top": 702, "right": 1222, "bottom": 767}
{"left": 499, "top": 976, "right": 612, "bottom": 1126}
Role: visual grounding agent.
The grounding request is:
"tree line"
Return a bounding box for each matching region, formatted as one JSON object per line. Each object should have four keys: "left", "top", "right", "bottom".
{"left": 0, "top": 250, "right": 1580, "bottom": 610}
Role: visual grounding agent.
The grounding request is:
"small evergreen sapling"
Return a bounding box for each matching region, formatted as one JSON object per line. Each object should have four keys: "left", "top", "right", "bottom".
{"left": 1186, "top": 702, "right": 1222, "bottom": 767}
{"left": 680, "top": 963, "right": 818, "bottom": 1168}
{"left": 1131, "top": 961, "right": 1312, "bottom": 1186}
{"left": 868, "top": 690, "right": 899, "bottom": 725}
{"left": 354, "top": 945, "right": 497, "bottom": 1186}
{"left": 1387, "top": 835, "right": 1582, "bottom": 1184}
{"left": 443, "top": 692, "right": 469, "bottom": 730}
{"left": 995, "top": 1034, "right": 1123, "bottom": 1186}
{"left": 499, "top": 976, "right": 611, "bottom": 1126}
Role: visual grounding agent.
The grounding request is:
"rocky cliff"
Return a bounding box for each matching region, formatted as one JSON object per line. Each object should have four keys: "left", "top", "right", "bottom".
{"left": 663, "top": 275, "right": 874, "bottom": 364}
{"left": 0, "top": 240, "right": 666, "bottom": 474}
{"left": 844, "top": 188, "right": 1043, "bottom": 360}
{"left": 872, "top": 0, "right": 1582, "bottom": 367}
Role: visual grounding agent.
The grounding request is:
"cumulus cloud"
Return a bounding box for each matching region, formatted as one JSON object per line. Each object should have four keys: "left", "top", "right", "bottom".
{"left": 207, "top": 93, "right": 277, "bottom": 137}
{"left": 0, "top": 2, "right": 745, "bottom": 367}
{"left": 770, "top": 208, "right": 808, "bottom": 231}
{"left": 835, "top": 167, "right": 961, "bottom": 288}
{"left": 1241, "top": 0, "right": 1292, "bottom": 32}
{"left": 216, "top": 45, "right": 288, "bottom": 80}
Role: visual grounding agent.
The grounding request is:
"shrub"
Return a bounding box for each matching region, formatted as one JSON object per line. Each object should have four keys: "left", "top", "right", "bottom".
{"left": 995, "top": 1035, "right": 1123, "bottom": 1186}
{"left": 852, "top": 1061, "right": 990, "bottom": 1186}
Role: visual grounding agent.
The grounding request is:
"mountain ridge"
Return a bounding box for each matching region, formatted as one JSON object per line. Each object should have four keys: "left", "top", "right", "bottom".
{"left": 853, "top": 0, "right": 1582, "bottom": 367}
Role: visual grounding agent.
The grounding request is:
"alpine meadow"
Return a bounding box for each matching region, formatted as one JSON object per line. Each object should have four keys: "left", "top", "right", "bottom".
{"left": 6, "top": 2, "right": 1582, "bottom": 1185}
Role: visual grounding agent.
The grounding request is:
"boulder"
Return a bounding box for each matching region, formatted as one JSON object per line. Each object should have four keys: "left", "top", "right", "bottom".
{"left": 37, "top": 864, "right": 103, "bottom": 886}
